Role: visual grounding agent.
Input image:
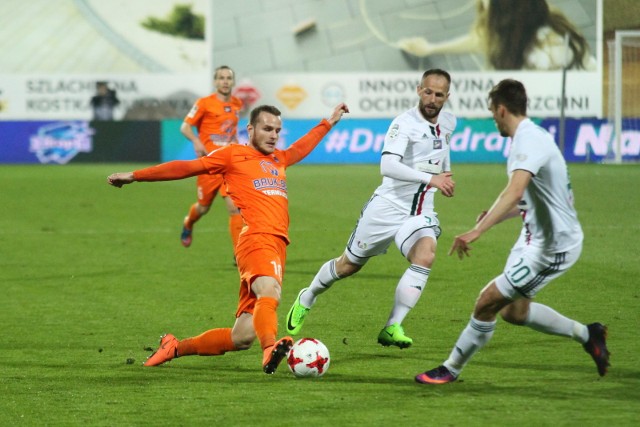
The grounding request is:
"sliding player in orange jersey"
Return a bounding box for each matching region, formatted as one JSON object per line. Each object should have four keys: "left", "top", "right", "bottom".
{"left": 107, "top": 103, "right": 349, "bottom": 374}
{"left": 180, "top": 65, "right": 244, "bottom": 252}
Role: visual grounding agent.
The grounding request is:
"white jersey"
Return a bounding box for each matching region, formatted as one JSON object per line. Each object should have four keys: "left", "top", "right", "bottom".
{"left": 509, "top": 118, "right": 583, "bottom": 252}
{"left": 374, "top": 106, "right": 456, "bottom": 215}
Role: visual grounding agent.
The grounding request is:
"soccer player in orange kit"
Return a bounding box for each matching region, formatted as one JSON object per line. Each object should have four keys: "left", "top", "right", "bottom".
{"left": 180, "top": 65, "right": 244, "bottom": 251}
{"left": 107, "top": 102, "right": 349, "bottom": 374}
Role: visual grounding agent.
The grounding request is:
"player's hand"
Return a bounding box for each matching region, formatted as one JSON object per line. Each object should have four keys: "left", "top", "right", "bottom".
{"left": 107, "top": 172, "right": 135, "bottom": 188}
{"left": 448, "top": 229, "right": 481, "bottom": 260}
{"left": 327, "top": 103, "right": 349, "bottom": 126}
{"left": 430, "top": 172, "right": 455, "bottom": 197}
{"left": 193, "top": 141, "right": 208, "bottom": 157}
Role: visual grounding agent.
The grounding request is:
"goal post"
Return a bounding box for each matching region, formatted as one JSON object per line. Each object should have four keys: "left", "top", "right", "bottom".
{"left": 607, "top": 30, "right": 640, "bottom": 163}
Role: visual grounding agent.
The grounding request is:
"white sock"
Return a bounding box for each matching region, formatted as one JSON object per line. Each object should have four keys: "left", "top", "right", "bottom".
{"left": 386, "top": 265, "right": 430, "bottom": 326}
{"left": 525, "top": 302, "right": 588, "bottom": 343}
{"left": 300, "top": 259, "right": 341, "bottom": 308}
{"left": 444, "top": 316, "right": 496, "bottom": 376}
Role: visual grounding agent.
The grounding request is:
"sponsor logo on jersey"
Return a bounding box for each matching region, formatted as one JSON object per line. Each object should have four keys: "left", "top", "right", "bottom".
{"left": 253, "top": 176, "right": 287, "bottom": 191}
{"left": 187, "top": 104, "right": 198, "bottom": 118}
{"left": 253, "top": 172, "right": 288, "bottom": 198}
{"left": 259, "top": 160, "right": 279, "bottom": 176}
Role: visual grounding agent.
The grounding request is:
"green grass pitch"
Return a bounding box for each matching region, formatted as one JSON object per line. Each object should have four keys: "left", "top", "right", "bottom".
{"left": 1, "top": 163, "right": 639, "bottom": 426}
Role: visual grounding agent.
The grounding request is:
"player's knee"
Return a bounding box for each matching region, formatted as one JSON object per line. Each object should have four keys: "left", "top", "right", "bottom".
{"left": 406, "top": 237, "right": 436, "bottom": 267}
{"left": 335, "top": 255, "right": 361, "bottom": 277}
{"left": 473, "top": 283, "right": 509, "bottom": 321}
{"left": 500, "top": 310, "right": 519, "bottom": 325}
{"left": 196, "top": 204, "right": 211, "bottom": 215}
{"left": 252, "top": 279, "right": 282, "bottom": 301}
{"left": 233, "top": 336, "right": 254, "bottom": 350}
{"left": 408, "top": 250, "right": 435, "bottom": 267}
{"left": 499, "top": 301, "right": 528, "bottom": 325}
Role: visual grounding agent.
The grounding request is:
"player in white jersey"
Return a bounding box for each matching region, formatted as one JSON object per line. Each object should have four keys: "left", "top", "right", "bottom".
{"left": 286, "top": 69, "right": 456, "bottom": 348}
{"left": 416, "top": 79, "right": 610, "bottom": 385}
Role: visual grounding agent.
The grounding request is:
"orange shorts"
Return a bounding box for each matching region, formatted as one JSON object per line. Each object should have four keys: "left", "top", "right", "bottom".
{"left": 196, "top": 173, "right": 228, "bottom": 206}
{"left": 234, "top": 233, "right": 288, "bottom": 317}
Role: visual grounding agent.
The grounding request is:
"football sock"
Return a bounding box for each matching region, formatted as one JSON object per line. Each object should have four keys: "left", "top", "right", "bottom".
{"left": 254, "top": 297, "right": 279, "bottom": 350}
{"left": 444, "top": 316, "right": 496, "bottom": 376}
{"left": 229, "top": 213, "right": 244, "bottom": 250}
{"left": 386, "top": 265, "right": 429, "bottom": 326}
{"left": 177, "top": 328, "right": 236, "bottom": 356}
{"left": 184, "top": 203, "right": 202, "bottom": 229}
{"left": 524, "top": 302, "right": 589, "bottom": 343}
{"left": 301, "top": 259, "right": 340, "bottom": 308}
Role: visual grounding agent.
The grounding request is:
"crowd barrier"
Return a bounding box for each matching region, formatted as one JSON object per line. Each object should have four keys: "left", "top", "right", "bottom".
{"left": 1, "top": 118, "right": 638, "bottom": 164}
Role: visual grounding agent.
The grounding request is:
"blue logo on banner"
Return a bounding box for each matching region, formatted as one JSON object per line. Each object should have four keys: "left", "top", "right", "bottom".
{"left": 29, "top": 122, "right": 94, "bottom": 164}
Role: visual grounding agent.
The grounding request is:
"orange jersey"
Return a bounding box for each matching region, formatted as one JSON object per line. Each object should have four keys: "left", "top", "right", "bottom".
{"left": 184, "top": 94, "right": 243, "bottom": 152}
{"left": 134, "top": 119, "right": 333, "bottom": 243}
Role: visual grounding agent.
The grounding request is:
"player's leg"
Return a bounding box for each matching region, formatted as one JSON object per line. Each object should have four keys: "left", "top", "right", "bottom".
{"left": 181, "top": 174, "right": 217, "bottom": 247}
{"left": 143, "top": 325, "right": 241, "bottom": 367}
{"left": 302, "top": 253, "right": 364, "bottom": 308}
{"left": 497, "top": 245, "right": 609, "bottom": 376}
{"left": 236, "top": 233, "right": 292, "bottom": 373}
{"left": 286, "top": 253, "right": 363, "bottom": 336}
{"left": 417, "top": 243, "right": 609, "bottom": 383}
{"left": 176, "top": 307, "right": 254, "bottom": 358}
{"left": 183, "top": 326, "right": 244, "bottom": 355}
{"left": 415, "top": 280, "right": 508, "bottom": 383}
{"left": 286, "top": 195, "right": 396, "bottom": 335}
{"left": 380, "top": 215, "right": 441, "bottom": 348}
{"left": 499, "top": 247, "right": 586, "bottom": 339}
{"left": 252, "top": 276, "right": 293, "bottom": 374}
{"left": 143, "top": 289, "right": 253, "bottom": 367}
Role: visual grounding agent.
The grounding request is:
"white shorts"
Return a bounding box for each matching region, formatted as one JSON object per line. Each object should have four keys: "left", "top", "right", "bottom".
{"left": 345, "top": 195, "right": 441, "bottom": 265}
{"left": 494, "top": 238, "right": 582, "bottom": 299}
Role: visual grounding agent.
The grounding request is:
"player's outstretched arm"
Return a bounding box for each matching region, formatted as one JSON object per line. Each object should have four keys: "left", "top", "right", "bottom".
{"left": 327, "top": 103, "right": 349, "bottom": 126}
{"left": 107, "top": 172, "right": 134, "bottom": 188}
{"left": 449, "top": 170, "right": 530, "bottom": 259}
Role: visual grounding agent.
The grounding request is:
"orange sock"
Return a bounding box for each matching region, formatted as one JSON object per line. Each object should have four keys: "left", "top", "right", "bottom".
{"left": 184, "top": 204, "right": 201, "bottom": 229}
{"left": 229, "top": 214, "right": 244, "bottom": 249}
{"left": 253, "top": 297, "right": 279, "bottom": 351}
{"left": 177, "top": 328, "right": 236, "bottom": 356}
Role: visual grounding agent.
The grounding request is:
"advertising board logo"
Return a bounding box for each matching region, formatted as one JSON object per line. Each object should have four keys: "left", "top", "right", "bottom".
{"left": 321, "top": 83, "right": 345, "bottom": 107}
{"left": 29, "top": 122, "right": 94, "bottom": 164}
{"left": 233, "top": 81, "right": 261, "bottom": 114}
{"left": 0, "top": 88, "right": 6, "bottom": 113}
{"left": 277, "top": 84, "right": 307, "bottom": 110}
